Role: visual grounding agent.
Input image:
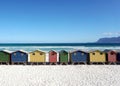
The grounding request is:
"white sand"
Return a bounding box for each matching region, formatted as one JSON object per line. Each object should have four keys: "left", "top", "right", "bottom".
{"left": 0, "top": 65, "right": 120, "bottom": 86}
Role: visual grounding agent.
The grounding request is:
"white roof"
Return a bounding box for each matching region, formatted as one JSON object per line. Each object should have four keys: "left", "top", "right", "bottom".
{"left": 30, "top": 50, "right": 46, "bottom": 53}
{"left": 69, "top": 50, "right": 88, "bottom": 53}
{"left": 12, "top": 50, "right": 28, "bottom": 54}
{"left": 3, "top": 50, "right": 13, "bottom": 54}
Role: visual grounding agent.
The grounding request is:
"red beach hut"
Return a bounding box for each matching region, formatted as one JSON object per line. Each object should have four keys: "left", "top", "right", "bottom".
{"left": 105, "top": 50, "right": 117, "bottom": 63}
{"left": 49, "top": 50, "right": 57, "bottom": 64}
{"left": 108, "top": 51, "right": 117, "bottom": 63}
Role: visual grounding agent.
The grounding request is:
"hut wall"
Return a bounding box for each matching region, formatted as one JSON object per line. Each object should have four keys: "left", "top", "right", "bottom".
{"left": 11, "top": 51, "right": 28, "bottom": 62}
{"left": 71, "top": 51, "right": 88, "bottom": 62}
{"left": 29, "top": 51, "right": 46, "bottom": 62}
{"left": 0, "top": 52, "right": 10, "bottom": 62}
{"left": 49, "top": 51, "right": 57, "bottom": 63}
{"left": 90, "top": 51, "right": 106, "bottom": 62}
{"left": 59, "top": 52, "right": 68, "bottom": 63}
{"left": 108, "top": 52, "right": 117, "bottom": 62}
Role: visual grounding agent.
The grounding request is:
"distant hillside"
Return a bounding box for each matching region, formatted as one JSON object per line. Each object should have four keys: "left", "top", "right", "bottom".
{"left": 96, "top": 36, "right": 120, "bottom": 43}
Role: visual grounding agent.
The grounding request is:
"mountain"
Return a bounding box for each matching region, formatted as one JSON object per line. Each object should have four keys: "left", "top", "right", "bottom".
{"left": 96, "top": 36, "right": 120, "bottom": 43}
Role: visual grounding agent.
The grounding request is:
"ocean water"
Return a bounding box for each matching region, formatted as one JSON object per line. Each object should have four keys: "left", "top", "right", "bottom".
{"left": 0, "top": 43, "right": 120, "bottom": 52}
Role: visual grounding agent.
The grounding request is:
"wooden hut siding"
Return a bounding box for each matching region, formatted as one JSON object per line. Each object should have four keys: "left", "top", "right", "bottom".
{"left": 107, "top": 51, "right": 117, "bottom": 62}
{"left": 49, "top": 50, "right": 57, "bottom": 63}
{"left": 29, "top": 50, "right": 46, "bottom": 62}
{"left": 59, "top": 50, "right": 68, "bottom": 63}
{"left": 90, "top": 50, "right": 106, "bottom": 63}
{"left": 11, "top": 51, "right": 28, "bottom": 62}
{"left": 70, "top": 51, "right": 88, "bottom": 63}
{"left": 0, "top": 51, "right": 10, "bottom": 62}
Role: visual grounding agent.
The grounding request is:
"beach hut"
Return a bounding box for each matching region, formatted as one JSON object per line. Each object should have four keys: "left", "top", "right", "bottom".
{"left": 49, "top": 50, "right": 57, "bottom": 64}
{"left": 11, "top": 50, "right": 28, "bottom": 64}
{"left": 117, "top": 52, "right": 120, "bottom": 62}
{"left": 89, "top": 50, "right": 106, "bottom": 64}
{"left": 59, "top": 50, "right": 68, "bottom": 64}
{"left": 104, "top": 50, "right": 117, "bottom": 63}
{"left": 70, "top": 50, "right": 89, "bottom": 64}
{"left": 29, "top": 50, "right": 46, "bottom": 64}
{"left": 0, "top": 50, "right": 11, "bottom": 64}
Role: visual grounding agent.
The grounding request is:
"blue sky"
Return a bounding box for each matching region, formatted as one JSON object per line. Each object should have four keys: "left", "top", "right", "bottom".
{"left": 0, "top": 0, "right": 120, "bottom": 43}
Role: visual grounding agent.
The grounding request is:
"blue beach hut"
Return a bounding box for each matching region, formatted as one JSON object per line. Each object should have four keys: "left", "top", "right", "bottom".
{"left": 11, "top": 50, "right": 28, "bottom": 64}
{"left": 70, "top": 50, "right": 89, "bottom": 64}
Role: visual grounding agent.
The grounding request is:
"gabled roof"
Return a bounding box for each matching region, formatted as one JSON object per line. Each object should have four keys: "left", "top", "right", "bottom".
{"left": 49, "top": 50, "right": 57, "bottom": 53}
{"left": 104, "top": 49, "right": 116, "bottom": 53}
{"left": 11, "top": 50, "right": 28, "bottom": 54}
{"left": 70, "top": 50, "right": 88, "bottom": 54}
{"left": 89, "top": 50, "right": 105, "bottom": 53}
{"left": 29, "top": 50, "right": 46, "bottom": 54}
{"left": 0, "top": 50, "right": 13, "bottom": 54}
{"left": 59, "top": 50, "right": 68, "bottom": 54}
{"left": 104, "top": 49, "right": 111, "bottom": 53}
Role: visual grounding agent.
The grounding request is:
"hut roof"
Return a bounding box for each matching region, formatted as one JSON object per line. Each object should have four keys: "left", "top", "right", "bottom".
{"left": 12, "top": 50, "right": 28, "bottom": 54}
{"left": 103, "top": 49, "right": 112, "bottom": 53}
{"left": 2, "top": 50, "right": 13, "bottom": 54}
{"left": 89, "top": 50, "right": 105, "bottom": 53}
{"left": 70, "top": 50, "right": 88, "bottom": 54}
{"left": 59, "top": 50, "right": 68, "bottom": 54}
{"left": 104, "top": 49, "right": 116, "bottom": 53}
{"left": 49, "top": 50, "right": 57, "bottom": 53}
{"left": 30, "top": 50, "right": 46, "bottom": 54}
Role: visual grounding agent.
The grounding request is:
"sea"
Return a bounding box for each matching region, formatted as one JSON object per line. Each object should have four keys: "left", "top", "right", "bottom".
{"left": 0, "top": 43, "right": 120, "bottom": 52}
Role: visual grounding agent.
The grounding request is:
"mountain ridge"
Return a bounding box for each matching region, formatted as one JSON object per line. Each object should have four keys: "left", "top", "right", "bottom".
{"left": 97, "top": 36, "right": 120, "bottom": 43}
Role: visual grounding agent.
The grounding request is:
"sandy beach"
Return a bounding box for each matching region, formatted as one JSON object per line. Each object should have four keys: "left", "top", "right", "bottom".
{"left": 0, "top": 65, "right": 120, "bottom": 86}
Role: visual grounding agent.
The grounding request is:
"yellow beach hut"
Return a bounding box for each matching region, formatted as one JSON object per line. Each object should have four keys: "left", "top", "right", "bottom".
{"left": 29, "top": 50, "right": 46, "bottom": 63}
{"left": 89, "top": 50, "right": 106, "bottom": 63}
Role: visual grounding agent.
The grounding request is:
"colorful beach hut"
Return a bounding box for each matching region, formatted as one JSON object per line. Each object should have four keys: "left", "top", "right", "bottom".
{"left": 117, "top": 52, "right": 120, "bottom": 62}
{"left": 104, "top": 50, "right": 117, "bottom": 63}
{"left": 70, "top": 50, "right": 89, "bottom": 64}
{"left": 89, "top": 50, "right": 106, "bottom": 63}
{"left": 29, "top": 50, "right": 46, "bottom": 63}
{"left": 49, "top": 50, "right": 57, "bottom": 63}
{"left": 59, "top": 50, "right": 68, "bottom": 64}
{"left": 0, "top": 50, "right": 11, "bottom": 64}
{"left": 11, "top": 50, "right": 28, "bottom": 64}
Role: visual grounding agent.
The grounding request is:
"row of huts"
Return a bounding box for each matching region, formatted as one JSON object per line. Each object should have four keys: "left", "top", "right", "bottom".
{"left": 0, "top": 50, "right": 120, "bottom": 64}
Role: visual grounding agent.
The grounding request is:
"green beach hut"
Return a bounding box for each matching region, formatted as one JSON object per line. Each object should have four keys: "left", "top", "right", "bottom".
{"left": 59, "top": 50, "right": 68, "bottom": 64}
{"left": 0, "top": 50, "right": 11, "bottom": 64}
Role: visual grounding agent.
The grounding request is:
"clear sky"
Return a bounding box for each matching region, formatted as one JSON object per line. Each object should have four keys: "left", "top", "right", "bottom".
{"left": 0, "top": 0, "right": 120, "bottom": 43}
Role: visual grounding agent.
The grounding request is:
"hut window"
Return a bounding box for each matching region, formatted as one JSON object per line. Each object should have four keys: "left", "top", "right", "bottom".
{"left": 14, "top": 53, "right": 16, "bottom": 56}
{"left": 111, "top": 52, "right": 114, "bottom": 55}
{"left": 74, "top": 53, "right": 77, "bottom": 56}
{"left": 61, "top": 53, "right": 65, "bottom": 55}
{"left": 40, "top": 53, "right": 43, "bottom": 55}
{"left": 100, "top": 53, "right": 103, "bottom": 55}
{"left": 21, "top": 53, "right": 24, "bottom": 56}
{"left": 32, "top": 53, "right": 35, "bottom": 55}
{"left": 82, "top": 53, "right": 84, "bottom": 56}
{"left": 93, "top": 53, "right": 95, "bottom": 55}
{"left": 52, "top": 53, "right": 54, "bottom": 55}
